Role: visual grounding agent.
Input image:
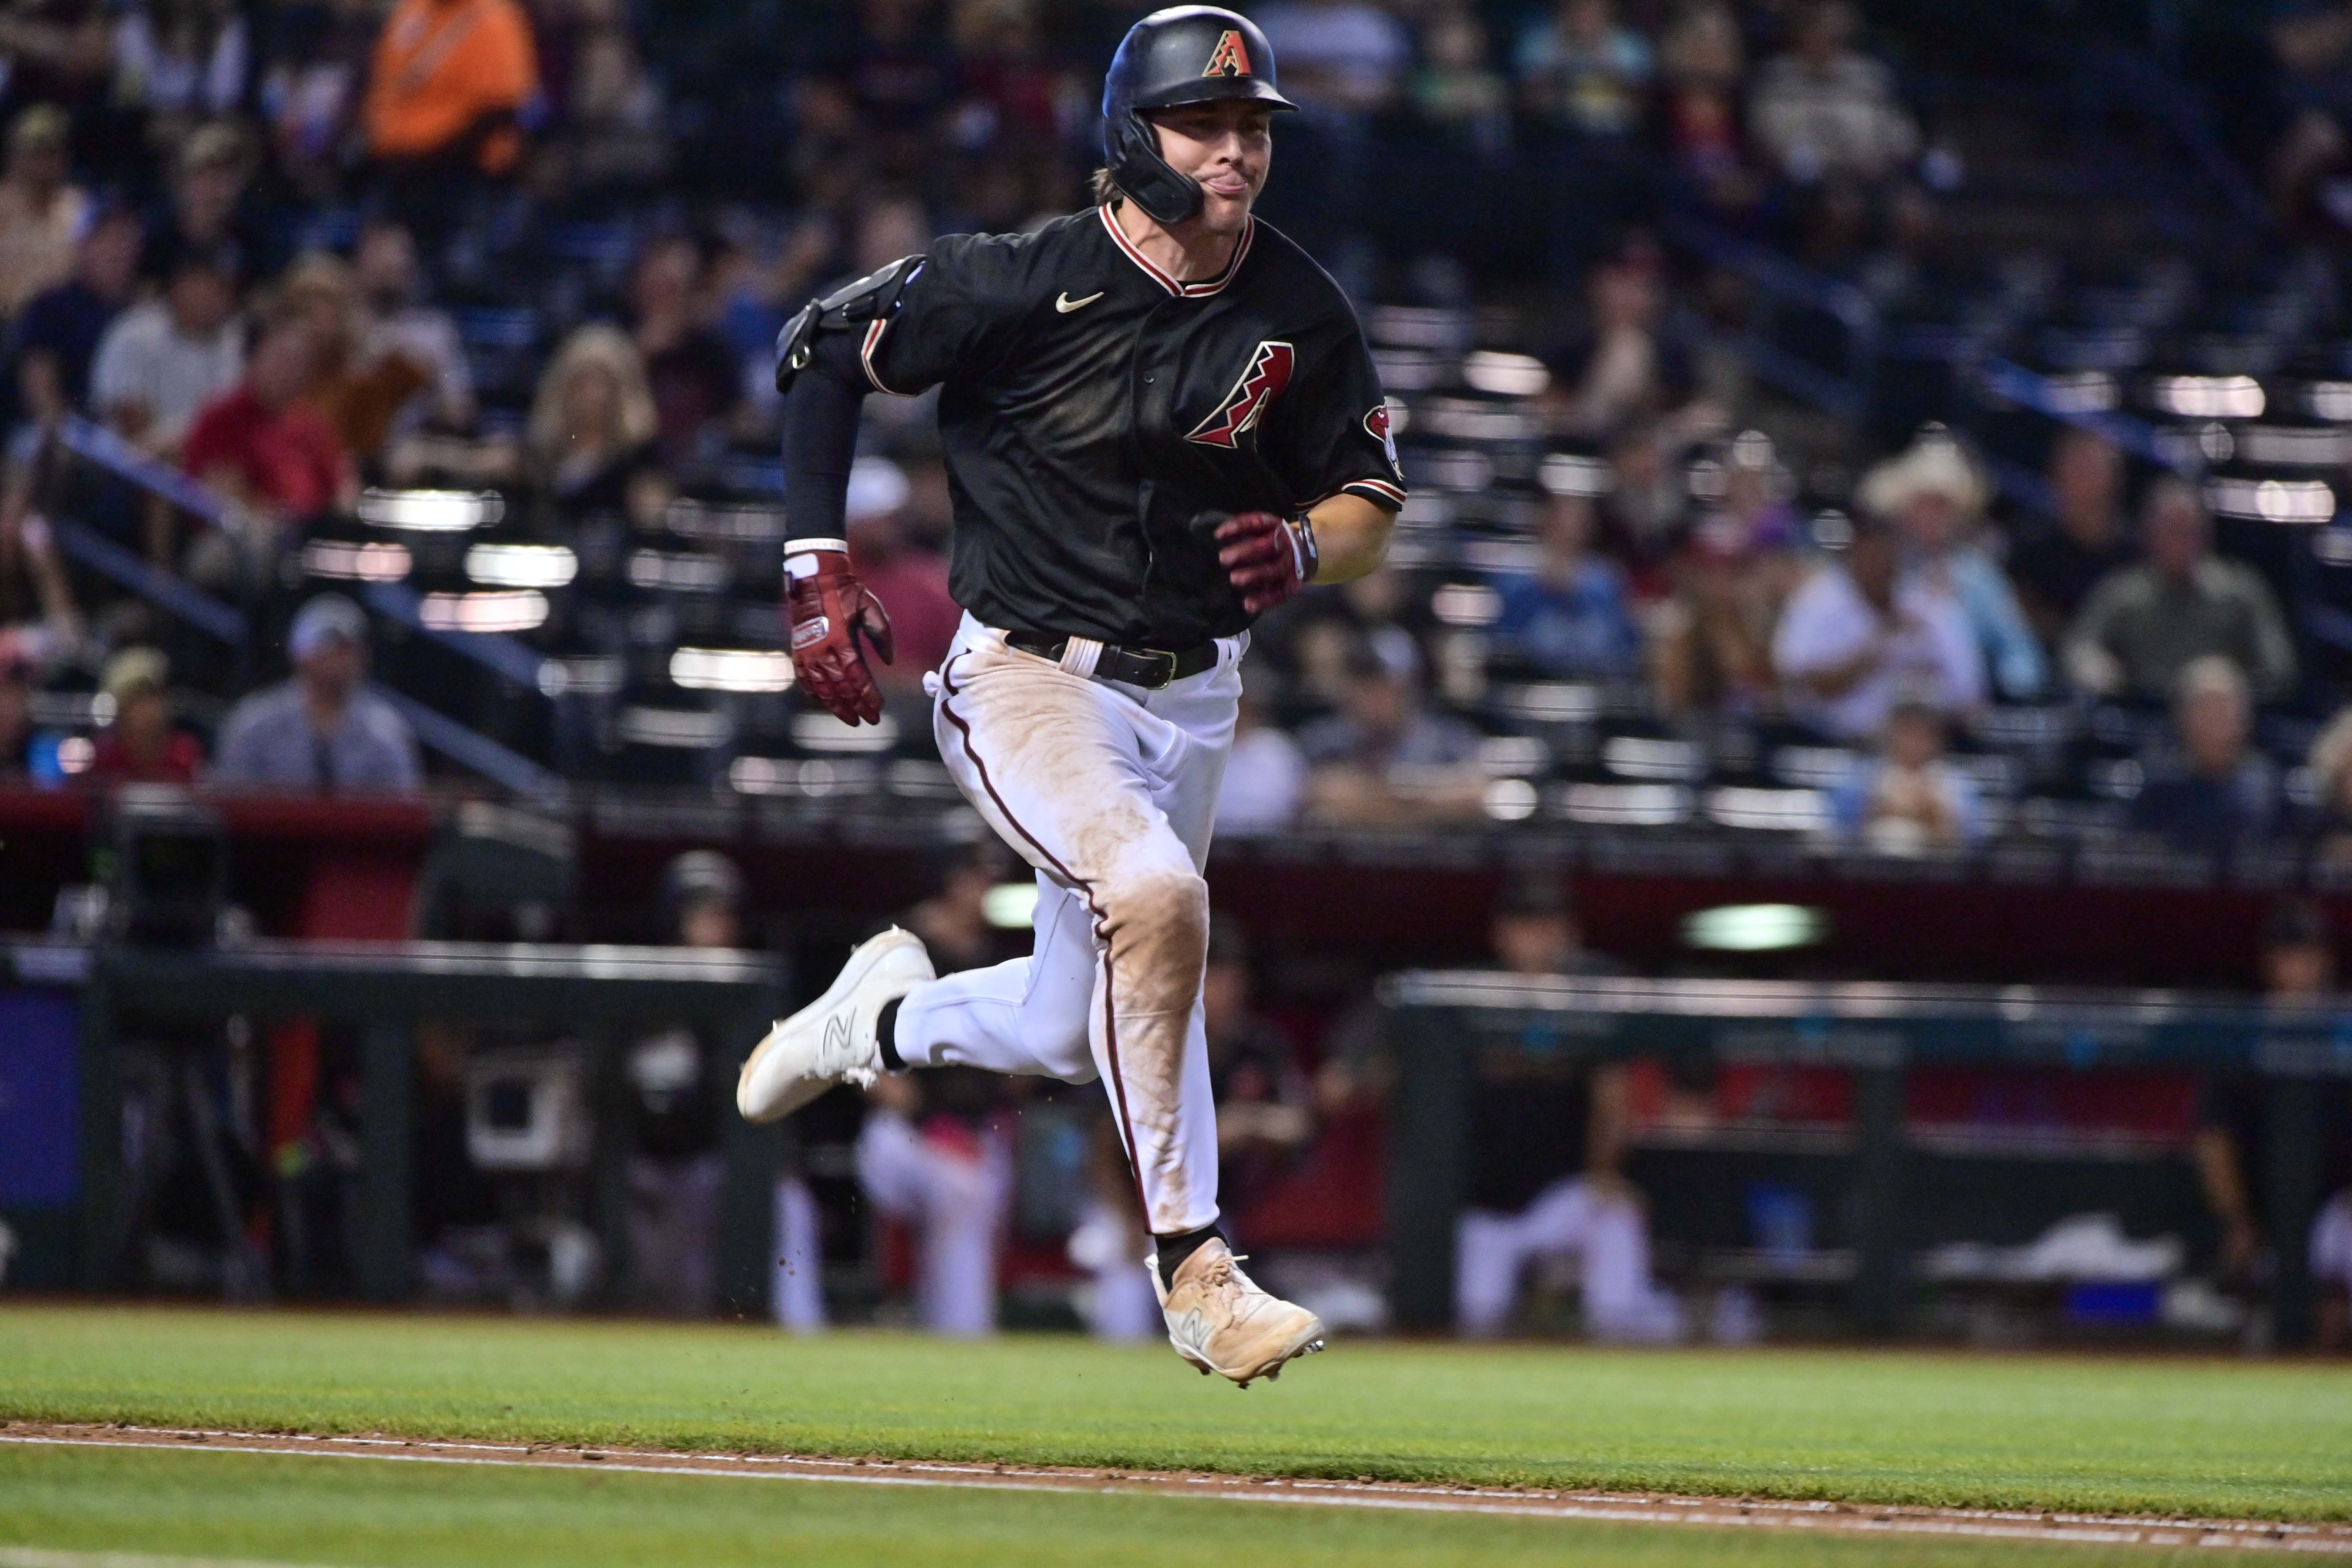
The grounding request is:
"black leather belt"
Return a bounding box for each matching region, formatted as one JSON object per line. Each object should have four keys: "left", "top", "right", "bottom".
{"left": 1005, "top": 630, "right": 1219, "bottom": 690}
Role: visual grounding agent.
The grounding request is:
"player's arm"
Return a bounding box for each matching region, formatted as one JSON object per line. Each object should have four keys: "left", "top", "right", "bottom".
{"left": 1301, "top": 491, "right": 1393, "bottom": 584}
{"left": 1222, "top": 316, "right": 1406, "bottom": 611}
{"left": 772, "top": 256, "right": 928, "bottom": 725}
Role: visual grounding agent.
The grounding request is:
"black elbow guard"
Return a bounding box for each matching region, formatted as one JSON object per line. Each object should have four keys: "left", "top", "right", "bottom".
{"left": 773, "top": 253, "right": 928, "bottom": 395}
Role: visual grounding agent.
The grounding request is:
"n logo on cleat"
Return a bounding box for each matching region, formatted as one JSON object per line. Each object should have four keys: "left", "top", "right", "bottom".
{"left": 1187, "top": 341, "right": 1293, "bottom": 449}
{"left": 824, "top": 1014, "right": 850, "bottom": 1058}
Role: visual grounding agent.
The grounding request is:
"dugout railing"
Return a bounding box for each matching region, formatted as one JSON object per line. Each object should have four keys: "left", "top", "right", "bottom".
{"left": 4, "top": 936, "right": 787, "bottom": 1311}
{"left": 1379, "top": 973, "right": 2346, "bottom": 1341}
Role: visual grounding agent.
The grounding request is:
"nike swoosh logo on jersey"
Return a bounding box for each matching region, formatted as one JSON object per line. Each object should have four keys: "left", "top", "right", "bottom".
{"left": 1056, "top": 291, "right": 1105, "bottom": 313}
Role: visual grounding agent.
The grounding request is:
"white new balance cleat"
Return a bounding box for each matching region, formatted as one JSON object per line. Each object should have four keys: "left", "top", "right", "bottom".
{"left": 737, "top": 926, "right": 933, "bottom": 1123}
{"left": 1153, "top": 1237, "right": 1327, "bottom": 1388}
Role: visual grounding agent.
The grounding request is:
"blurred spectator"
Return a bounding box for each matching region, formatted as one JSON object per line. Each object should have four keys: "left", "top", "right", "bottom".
{"left": 1490, "top": 489, "right": 1642, "bottom": 678}
{"left": 1454, "top": 878, "right": 1685, "bottom": 1341}
{"left": 895, "top": 836, "right": 1011, "bottom": 975}
{"left": 1830, "top": 699, "right": 1984, "bottom": 855}
{"left": 855, "top": 1070, "right": 1011, "bottom": 1335}
{"left": 2193, "top": 899, "right": 2352, "bottom": 1317}
{"left": 363, "top": 0, "right": 539, "bottom": 185}
{"left": 255, "top": 0, "right": 378, "bottom": 201}
{"left": 1859, "top": 429, "right": 2045, "bottom": 700}
{"left": 280, "top": 250, "right": 428, "bottom": 464}
{"left": 2131, "top": 655, "right": 2276, "bottom": 852}
{"left": 86, "top": 644, "right": 200, "bottom": 785}
{"left": 1772, "top": 513, "right": 1983, "bottom": 742}
{"left": 354, "top": 217, "right": 475, "bottom": 434}
{"left": 2011, "top": 427, "right": 2133, "bottom": 648}
{"left": 139, "top": 119, "right": 256, "bottom": 287}
{"left": 526, "top": 323, "right": 662, "bottom": 526}
{"left": 1658, "top": 2, "right": 1752, "bottom": 206}
{"left": 1747, "top": 0, "right": 1917, "bottom": 186}
{"left": 546, "top": 8, "right": 670, "bottom": 193}
{"left": 1547, "top": 242, "right": 1700, "bottom": 442}
{"left": 1650, "top": 519, "right": 1780, "bottom": 721}
{"left": 0, "top": 640, "right": 58, "bottom": 781}
{"left": 844, "top": 455, "right": 959, "bottom": 688}
{"left": 2303, "top": 706, "right": 2352, "bottom": 868}
{"left": 1594, "top": 417, "right": 1691, "bottom": 573}
{"left": 1203, "top": 923, "right": 1313, "bottom": 1231}
{"left": 0, "top": 105, "right": 88, "bottom": 318}
{"left": 1298, "top": 640, "right": 1486, "bottom": 825}
{"left": 631, "top": 234, "right": 742, "bottom": 460}
{"left": 89, "top": 249, "right": 240, "bottom": 454}
{"left": 1515, "top": 0, "right": 1653, "bottom": 139}
{"left": 1410, "top": 8, "right": 1509, "bottom": 155}
{"left": 622, "top": 849, "right": 740, "bottom": 1316}
{"left": 111, "top": 0, "right": 249, "bottom": 142}
{"left": 213, "top": 593, "right": 422, "bottom": 791}
{"left": 183, "top": 314, "right": 356, "bottom": 525}
{"left": 1217, "top": 664, "right": 1307, "bottom": 833}
{"left": 0, "top": 3, "right": 112, "bottom": 122}
{"left": 8, "top": 202, "right": 140, "bottom": 421}
{"left": 1254, "top": 0, "right": 1409, "bottom": 114}
{"left": 2064, "top": 477, "right": 2295, "bottom": 703}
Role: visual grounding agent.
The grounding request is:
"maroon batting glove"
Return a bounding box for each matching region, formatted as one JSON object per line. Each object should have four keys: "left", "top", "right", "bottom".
{"left": 784, "top": 542, "right": 896, "bottom": 726}
{"left": 1214, "top": 510, "right": 1318, "bottom": 615}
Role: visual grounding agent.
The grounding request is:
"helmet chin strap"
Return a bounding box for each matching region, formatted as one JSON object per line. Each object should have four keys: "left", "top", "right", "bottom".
{"left": 1110, "top": 107, "right": 1204, "bottom": 227}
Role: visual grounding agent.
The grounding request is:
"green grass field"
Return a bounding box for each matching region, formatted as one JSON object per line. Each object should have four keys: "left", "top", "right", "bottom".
{"left": 2, "top": 1304, "right": 2348, "bottom": 1566}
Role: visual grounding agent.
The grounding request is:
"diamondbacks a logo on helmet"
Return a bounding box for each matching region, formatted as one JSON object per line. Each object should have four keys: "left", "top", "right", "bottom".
{"left": 1366, "top": 402, "right": 1402, "bottom": 477}
{"left": 1187, "top": 341, "right": 1294, "bottom": 448}
{"left": 1203, "top": 28, "right": 1251, "bottom": 77}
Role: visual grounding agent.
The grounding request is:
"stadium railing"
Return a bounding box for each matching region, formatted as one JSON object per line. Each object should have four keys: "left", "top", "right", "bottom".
{"left": 2, "top": 934, "right": 787, "bottom": 1312}
{"left": 1379, "top": 972, "right": 2344, "bottom": 1341}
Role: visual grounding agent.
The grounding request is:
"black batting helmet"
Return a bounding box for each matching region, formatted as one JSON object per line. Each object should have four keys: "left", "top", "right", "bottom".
{"left": 1102, "top": 5, "right": 1296, "bottom": 227}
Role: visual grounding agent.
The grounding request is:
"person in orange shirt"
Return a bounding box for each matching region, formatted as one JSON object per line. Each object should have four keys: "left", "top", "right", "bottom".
{"left": 363, "top": 0, "right": 538, "bottom": 184}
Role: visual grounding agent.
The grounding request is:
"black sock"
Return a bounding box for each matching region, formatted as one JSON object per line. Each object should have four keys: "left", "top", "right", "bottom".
{"left": 875, "top": 998, "right": 906, "bottom": 1072}
{"left": 1155, "top": 1223, "right": 1223, "bottom": 1285}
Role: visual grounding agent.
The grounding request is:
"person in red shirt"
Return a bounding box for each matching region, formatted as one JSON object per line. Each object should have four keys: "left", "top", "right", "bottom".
{"left": 844, "top": 456, "right": 961, "bottom": 695}
{"left": 183, "top": 315, "right": 357, "bottom": 526}
{"left": 86, "top": 646, "right": 202, "bottom": 786}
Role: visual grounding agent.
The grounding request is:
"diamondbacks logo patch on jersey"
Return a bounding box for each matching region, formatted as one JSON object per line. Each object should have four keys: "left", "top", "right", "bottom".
{"left": 1203, "top": 29, "right": 1252, "bottom": 77}
{"left": 1188, "top": 341, "right": 1293, "bottom": 449}
{"left": 1366, "top": 402, "right": 1402, "bottom": 477}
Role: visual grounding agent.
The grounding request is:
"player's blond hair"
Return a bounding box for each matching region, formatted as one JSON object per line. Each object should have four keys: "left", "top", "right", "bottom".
{"left": 1089, "top": 167, "right": 1125, "bottom": 207}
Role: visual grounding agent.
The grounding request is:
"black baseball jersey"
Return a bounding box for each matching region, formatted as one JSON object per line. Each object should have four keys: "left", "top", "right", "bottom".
{"left": 857, "top": 205, "right": 1405, "bottom": 648}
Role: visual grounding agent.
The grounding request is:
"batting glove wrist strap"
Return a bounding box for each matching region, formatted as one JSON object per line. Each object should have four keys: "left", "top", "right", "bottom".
{"left": 784, "top": 545, "right": 895, "bottom": 726}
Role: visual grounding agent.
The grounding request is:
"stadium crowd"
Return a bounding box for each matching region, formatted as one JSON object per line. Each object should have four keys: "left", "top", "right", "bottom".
{"left": 8, "top": 0, "right": 2352, "bottom": 1340}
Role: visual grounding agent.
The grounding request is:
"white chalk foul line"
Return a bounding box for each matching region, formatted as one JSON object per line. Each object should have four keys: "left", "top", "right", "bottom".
{"left": 0, "top": 1549, "right": 324, "bottom": 1568}
{"left": 3, "top": 1429, "right": 2347, "bottom": 1554}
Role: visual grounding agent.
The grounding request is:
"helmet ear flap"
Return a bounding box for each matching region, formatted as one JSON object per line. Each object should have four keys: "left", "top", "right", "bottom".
{"left": 1108, "top": 108, "right": 1204, "bottom": 227}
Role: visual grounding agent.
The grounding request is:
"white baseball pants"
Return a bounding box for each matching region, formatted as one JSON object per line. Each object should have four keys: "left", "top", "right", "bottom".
{"left": 854, "top": 1108, "right": 1014, "bottom": 1336}
{"left": 1456, "top": 1176, "right": 1688, "bottom": 1342}
{"left": 892, "top": 615, "right": 1242, "bottom": 1237}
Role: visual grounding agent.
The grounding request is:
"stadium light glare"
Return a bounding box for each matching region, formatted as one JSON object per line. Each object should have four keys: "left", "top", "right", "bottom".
{"left": 2150, "top": 374, "right": 2264, "bottom": 420}
{"left": 983, "top": 881, "right": 1040, "bottom": 929}
{"left": 1462, "top": 350, "right": 1551, "bottom": 397}
{"left": 302, "top": 540, "right": 412, "bottom": 582}
{"left": 466, "top": 543, "right": 578, "bottom": 588}
{"left": 1683, "top": 902, "right": 1828, "bottom": 951}
{"left": 357, "top": 488, "right": 504, "bottom": 531}
{"left": 2206, "top": 476, "right": 2334, "bottom": 523}
{"left": 418, "top": 589, "right": 549, "bottom": 632}
{"left": 669, "top": 646, "right": 794, "bottom": 692}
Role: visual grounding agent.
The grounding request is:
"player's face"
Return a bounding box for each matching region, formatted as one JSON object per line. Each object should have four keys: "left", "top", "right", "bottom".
{"left": 1149, "top": 100, "right": 1274, "bottom": 232}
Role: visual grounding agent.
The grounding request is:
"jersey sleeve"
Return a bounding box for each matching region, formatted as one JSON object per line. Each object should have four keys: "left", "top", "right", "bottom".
{"left": 859, "top": 234, "right": 1027, "bottom": 397}
{"left": 1265, "top": 311, "right": 1407, "bottom": 514}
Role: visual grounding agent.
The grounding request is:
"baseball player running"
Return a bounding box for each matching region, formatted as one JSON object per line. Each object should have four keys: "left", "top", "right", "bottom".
{"left": 738, "top": 4, "right": 1405, "bottom": 1386}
